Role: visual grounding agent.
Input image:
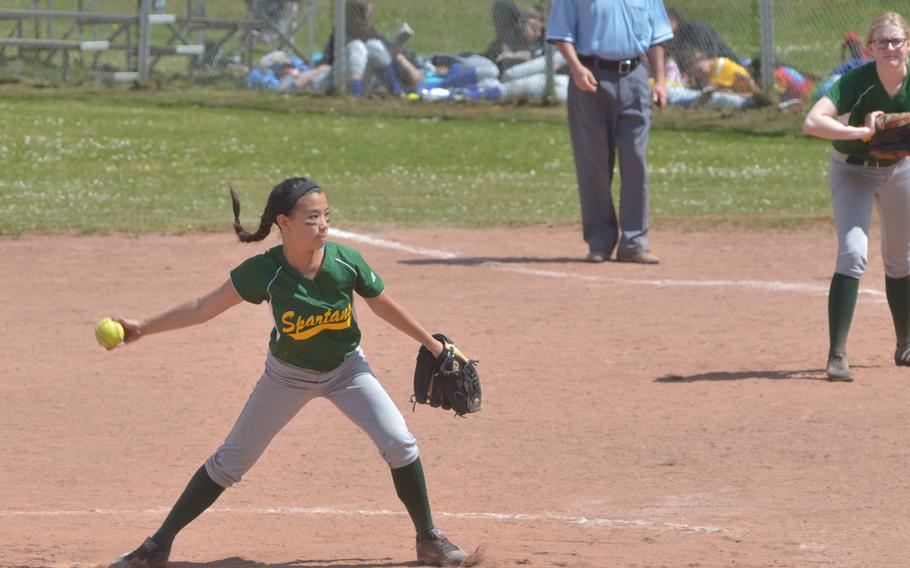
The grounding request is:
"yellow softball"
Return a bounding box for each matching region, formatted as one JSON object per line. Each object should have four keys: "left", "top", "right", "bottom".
{"left": 95, "top": 317, "right": 125, "bottom": 350}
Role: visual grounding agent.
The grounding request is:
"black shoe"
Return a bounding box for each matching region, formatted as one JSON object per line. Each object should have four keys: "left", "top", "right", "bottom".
{"left": 416, "top": 528, "right": 468, "bottom": 566}
{"left": 896, "top": 342, "right": 910, "bottom": 366}
{"left": 109, "top": 537, "right": 170, "bottom": 568}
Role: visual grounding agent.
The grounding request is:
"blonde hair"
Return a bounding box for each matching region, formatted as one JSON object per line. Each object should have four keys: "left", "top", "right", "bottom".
{"left": 866, "top": 12, "right": 910, "bottom": 46}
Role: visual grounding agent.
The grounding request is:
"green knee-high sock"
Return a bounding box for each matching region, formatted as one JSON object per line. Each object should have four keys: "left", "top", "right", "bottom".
{"left": 391, "top": 458, "right": 434, "bottom": 536}
{"left": 828, "top": 273, "right": 860, "bottom": 357}
{"left": 151, "top": 465, "right": 225, "bottom": 551}
{"left": 886, "top": 275, "right": 910, "bottom": 345}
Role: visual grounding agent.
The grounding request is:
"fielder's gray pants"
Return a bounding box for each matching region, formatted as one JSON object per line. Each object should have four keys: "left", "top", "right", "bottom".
{"left": 829, "top": 151, "right": 910, "bottom": 279}
{"left": 205, "top": 348, "right": 418, "bottom": 488}
{"left": 567, "top": 62, "right": 652, "bottom": 256}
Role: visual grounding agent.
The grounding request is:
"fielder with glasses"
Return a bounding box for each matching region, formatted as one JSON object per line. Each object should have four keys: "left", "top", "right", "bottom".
{"left": 803, "top": 12, "right": 910, "bottom": 381}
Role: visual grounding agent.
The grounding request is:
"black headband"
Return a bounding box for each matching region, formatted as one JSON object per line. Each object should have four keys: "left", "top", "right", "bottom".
{"left": 279, "top": 178, "right": 322, "bottom": 215}
{"left": 232, "top": 178, "right": 322, "bottom": 226}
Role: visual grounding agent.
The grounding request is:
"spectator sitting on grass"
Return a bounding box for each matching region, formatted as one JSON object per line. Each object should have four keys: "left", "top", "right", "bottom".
{"left": 416, "top": 53, "right": 503, "bottom": 100}
{"left": 692, "top": 50, "right": 760, "bottom": 95}
{"left": 491, "top": 2, "right": 570, "bottom": 102}
{"left": 320, "top": 0, "right": 402, "bottom": 96}
{"left": 245, "top": 50, "right": 331, "bottom": 94}
{"left": 415, "top": 2, "right": 570, "bottom": 103}
{"left": 659, "top": 53, "right": 765, "bottom": 109}
{"left": 483, "top": 0, "right": 547, "bottom": 73}
{"left": 666, "top": 7, "right": 738, "bottom": 88}
{"left": 375, "top": 23, "right": 424, "bottom": 96}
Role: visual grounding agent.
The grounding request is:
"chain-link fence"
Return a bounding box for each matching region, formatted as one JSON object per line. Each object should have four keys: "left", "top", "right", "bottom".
{"left": 2, "top": 1, "right": 909, "bottom": 106}
{"left": 668, "top": 1, "right": 910, "bottom": 107}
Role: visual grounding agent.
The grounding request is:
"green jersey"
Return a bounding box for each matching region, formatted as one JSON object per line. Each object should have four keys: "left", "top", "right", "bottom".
{"left": 828, "top": 61, "right": 910, "bottom": 159}
{"left": 230, "top": 241, "right": 385, "bottom": 371}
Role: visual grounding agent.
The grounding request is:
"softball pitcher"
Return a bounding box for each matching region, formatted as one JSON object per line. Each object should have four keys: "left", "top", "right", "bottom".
{"left": 803, "top": 12, "right": 910, "bottom": 381}
{"left": 106, "top": 177, "right": 471, "bottom": 567}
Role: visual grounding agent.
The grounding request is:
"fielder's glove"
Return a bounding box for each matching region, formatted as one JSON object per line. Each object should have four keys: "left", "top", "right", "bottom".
{"left": 412, "top": 333, "right": 481, "bottom": 417}
{"left": 869, "top": 112, "right": 910, "bottom": 159}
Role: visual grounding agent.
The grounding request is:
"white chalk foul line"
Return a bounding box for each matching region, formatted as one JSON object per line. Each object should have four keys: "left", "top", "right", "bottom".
{"left": 332, "top": 228, "right": 457, "bottom": 260}
{"left": 330, "top": 229, "right": 886, "bottom": 302}
{"left": 0, "top": 506, "right": 729, "bottom": 535}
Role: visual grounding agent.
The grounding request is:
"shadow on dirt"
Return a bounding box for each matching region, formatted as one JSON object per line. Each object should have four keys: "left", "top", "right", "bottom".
{"left": 167, "top": 557, "right": 419, "bottom": 568}
{"left": 399, "top": 256, "right": 585, "bottom": 266}
{"left": 654, "top": 368, "right": 840, "bottom": 382}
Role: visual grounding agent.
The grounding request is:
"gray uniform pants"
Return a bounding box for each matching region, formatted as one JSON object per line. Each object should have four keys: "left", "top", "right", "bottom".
{"left": 205, "top": 348, "right": 418, "bottom": 488}
{"left": 567, "top": 62, "right": 652, "bottom": 256}
{"left": 829, "top": 151, "right": 910, "bottom": 279}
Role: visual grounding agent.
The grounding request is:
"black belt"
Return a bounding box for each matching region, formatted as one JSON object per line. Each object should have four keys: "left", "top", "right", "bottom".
{"left": 846, "top": 155, "right": 902, "bottom": 168}
{"left": 577, "top": 54, "right": 640, "bottom": 75}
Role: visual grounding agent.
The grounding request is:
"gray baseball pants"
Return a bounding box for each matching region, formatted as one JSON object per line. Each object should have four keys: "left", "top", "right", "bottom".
{"left": 204, "top": 348, "right": 418, "bottom": 488}
{"left": 567, "top": 62, "right": 652, "bottom": 256}
{"left": 829, "top": 151, "right": 910, "bottom": 279}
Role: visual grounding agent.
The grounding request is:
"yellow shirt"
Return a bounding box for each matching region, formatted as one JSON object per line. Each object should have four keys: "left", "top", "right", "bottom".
{"left": 709, "top": 58, "right": 754, "bottom": 93}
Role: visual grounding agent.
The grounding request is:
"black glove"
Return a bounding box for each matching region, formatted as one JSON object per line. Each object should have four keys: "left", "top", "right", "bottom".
{"left": 412, "top": 333, "right": 481, "bottom": 417}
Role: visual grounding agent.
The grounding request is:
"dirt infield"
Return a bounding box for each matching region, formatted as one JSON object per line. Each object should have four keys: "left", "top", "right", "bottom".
{"left": 3, "top": 225, "right": 910, "bottom": 568}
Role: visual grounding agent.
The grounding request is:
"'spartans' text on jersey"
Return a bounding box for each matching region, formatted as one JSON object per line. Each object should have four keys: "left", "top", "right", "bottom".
{"left": 281, "top": 305, "right": 352, "bottom": 340}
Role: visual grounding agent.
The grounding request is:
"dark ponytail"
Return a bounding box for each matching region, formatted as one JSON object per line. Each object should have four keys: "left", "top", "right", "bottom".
{"left": 229, "top": 178, "right": 323, "bottom": 243}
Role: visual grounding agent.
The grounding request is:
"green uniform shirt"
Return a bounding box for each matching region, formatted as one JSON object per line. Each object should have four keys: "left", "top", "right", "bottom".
{"left": 230, "top": 241, "right": 385, "bottom": 371}
{"left": 828, "top": 61, "right": 910, "bottom": 159}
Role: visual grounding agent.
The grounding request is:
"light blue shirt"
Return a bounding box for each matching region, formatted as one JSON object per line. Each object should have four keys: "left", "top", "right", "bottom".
{"left": 546, "top": 0, "right": 674, "bottom": 60}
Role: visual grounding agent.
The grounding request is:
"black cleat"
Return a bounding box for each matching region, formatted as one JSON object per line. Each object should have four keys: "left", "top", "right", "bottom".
{"left": 109, "top": 537, "right": 170, "bottom": 568}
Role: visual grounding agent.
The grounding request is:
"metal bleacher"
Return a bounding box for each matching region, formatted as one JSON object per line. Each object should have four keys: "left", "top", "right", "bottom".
{"left": 0, "top": 0, "right": 319, "bottom": 84}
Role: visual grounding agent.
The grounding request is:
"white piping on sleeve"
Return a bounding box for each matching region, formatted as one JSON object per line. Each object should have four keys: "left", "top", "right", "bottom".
{"left": 335, "top": 258, "right": 358, "bottom": 276}
{"left": 266, "top": 266, "right": 283, "bottom": 339}
{"left": 850, "top": 85, "right": 876, "bottom": 112}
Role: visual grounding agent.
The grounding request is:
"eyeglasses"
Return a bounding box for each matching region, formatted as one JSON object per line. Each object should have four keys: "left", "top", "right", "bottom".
{"left": 871, "top": 37, "right": 907, "bottom": 49}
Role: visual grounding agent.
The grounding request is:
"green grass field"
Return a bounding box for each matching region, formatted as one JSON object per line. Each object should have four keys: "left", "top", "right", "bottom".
{"left": 0, "top": 85, "right": 833, "bottom": 237}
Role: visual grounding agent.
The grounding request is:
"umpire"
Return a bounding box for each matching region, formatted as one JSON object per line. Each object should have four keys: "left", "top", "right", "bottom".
{"left": 546, "top": 0, "right": 673, "bottom": 264}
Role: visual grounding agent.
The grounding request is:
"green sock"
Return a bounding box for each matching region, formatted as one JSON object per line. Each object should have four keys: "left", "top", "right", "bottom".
{"left": 391, "top": 458, "right": 434, "bottom": 536}
{"left": 151, "top": 465, "right": 225, "bottom": 551}
{"left": 828, "top": 273, "right": 859, "bottom": 358}
{"left": 886, "top": 275, "right": 910, "bottom": 345}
